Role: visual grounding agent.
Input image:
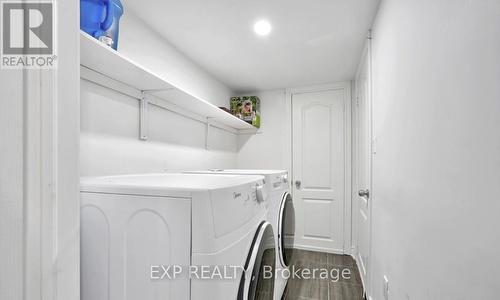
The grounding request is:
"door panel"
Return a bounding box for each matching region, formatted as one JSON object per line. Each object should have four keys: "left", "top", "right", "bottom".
{"left": 292, "top": 87, "right": 347, "bottom": 252}
{"left": 303, "top": 199, "right": 333, "bottom": 239}
{"left": 302, "top": 104, "right": 332, "bottom": 189}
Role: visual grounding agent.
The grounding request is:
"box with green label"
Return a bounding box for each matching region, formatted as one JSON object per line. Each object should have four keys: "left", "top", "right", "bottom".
{"left": 230, "top": 96, "right": 260, "bottom": 128}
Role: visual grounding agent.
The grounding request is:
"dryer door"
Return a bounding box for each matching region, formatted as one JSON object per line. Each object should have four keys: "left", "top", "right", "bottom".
{"left": 237, "top": 222, "right": 275, "bottom": 300}
{"left": 278, "top": 192, "right": 295, "bottom": 267}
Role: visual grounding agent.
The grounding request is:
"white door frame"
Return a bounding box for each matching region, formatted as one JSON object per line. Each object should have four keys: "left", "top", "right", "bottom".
{"left": 353, "top": 35, "right": 374, "bottom": 296}
{"left": 285, "top": 82, "right": 352, "bottom": 254}
{"left": 19, "top": 1, "right": 80, "bottom": 300}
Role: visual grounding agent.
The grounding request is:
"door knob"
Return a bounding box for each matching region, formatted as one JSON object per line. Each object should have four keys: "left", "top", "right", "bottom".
{"left": 358, "top": 189, "right": 370, "bottom": 198}
{"left": 295, "top": 180, "right": 301, "bottom": 189}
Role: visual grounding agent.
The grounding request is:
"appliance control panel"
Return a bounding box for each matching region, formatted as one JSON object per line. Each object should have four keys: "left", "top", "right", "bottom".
{"left": 271, "top": 173, "right": 288, "bottom": 189}
{"left": 251, "top": 189, "right": 257, "bottom": 203}
{"left": 255, "top": 184, "right": 265, "bottom": 203}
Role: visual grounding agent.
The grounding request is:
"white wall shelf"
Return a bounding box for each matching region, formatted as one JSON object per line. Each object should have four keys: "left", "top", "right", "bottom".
{"left": 80, "top": 31, "right": 258, "bottom": 137}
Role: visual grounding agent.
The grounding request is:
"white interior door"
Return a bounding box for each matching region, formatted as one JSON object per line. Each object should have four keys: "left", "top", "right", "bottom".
{"left": 291, "top": 86, "right": 348, "bottom": 253}
{"left": 355, "top": 41, "right": 372, "bottom": 293}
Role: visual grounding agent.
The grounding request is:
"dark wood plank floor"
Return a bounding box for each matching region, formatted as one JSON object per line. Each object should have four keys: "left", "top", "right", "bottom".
{"left": 282, "top": 249, "right": 364, "bottom": 300}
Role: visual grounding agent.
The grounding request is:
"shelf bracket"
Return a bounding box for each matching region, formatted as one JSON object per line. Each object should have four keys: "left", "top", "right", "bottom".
{"left": 139, "top": 91, "right": 149, "bottom": 140}
{"left": 205, "top": 118, "right": 212, "bottom": 150}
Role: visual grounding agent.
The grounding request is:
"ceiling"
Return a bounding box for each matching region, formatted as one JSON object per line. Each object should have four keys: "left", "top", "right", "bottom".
{"left": 124, "top": 0, "right": 380, "bottom": 92}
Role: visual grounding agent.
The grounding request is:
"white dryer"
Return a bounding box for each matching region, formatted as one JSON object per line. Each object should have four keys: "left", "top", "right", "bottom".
{"left": 80, "top": 173, "right": 274, "bottom": 300}
{"left": 184, "top": 170, "right": 295, "bottom": 300}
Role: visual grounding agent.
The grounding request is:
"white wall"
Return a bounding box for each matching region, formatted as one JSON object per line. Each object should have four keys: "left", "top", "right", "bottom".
{"left": 236, "top": 90, "right": 288, "bottom": 170}
{"left": 80, "top": 80, "right": 238, "bottom": 176}
{"left": 369, "top": 0, "right": 500, "bottom": 299}
{"left": 0, "top": 70, "right": 24, "bottom": 300}
{"left": 119, "top": 9, "right": 232, "bottom": 108}
{"left": 81, "top": 10, "right": 238, "bottom": 176}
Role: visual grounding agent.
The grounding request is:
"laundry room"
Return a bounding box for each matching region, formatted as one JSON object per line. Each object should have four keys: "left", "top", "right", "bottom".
{"left": 1, "top": 1, "right": 500, "bottom": 300}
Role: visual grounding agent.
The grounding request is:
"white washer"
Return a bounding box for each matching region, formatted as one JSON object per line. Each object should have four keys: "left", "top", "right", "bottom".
{"left": 80, "top": 173, "right": 273, "bottom": 300}
{"left": 184, "top": 170, "right": 295, "bottom": 300}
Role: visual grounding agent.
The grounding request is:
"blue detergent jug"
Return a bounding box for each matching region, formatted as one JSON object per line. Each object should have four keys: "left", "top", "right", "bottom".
{"left": 81, "top": 0, "right": 123, "bottom": 50}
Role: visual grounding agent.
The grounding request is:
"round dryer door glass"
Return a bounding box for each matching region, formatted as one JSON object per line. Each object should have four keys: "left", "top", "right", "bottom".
{"left": 279, "top": 192, "right": 295, "bottom": 267}
{"left": 238, "top": 222, "right": 275, "bottom": 300}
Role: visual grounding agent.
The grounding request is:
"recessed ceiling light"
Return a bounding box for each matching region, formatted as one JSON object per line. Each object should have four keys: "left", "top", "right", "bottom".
{"left": 253, "top": 20, "right": 272, "bottom": 36}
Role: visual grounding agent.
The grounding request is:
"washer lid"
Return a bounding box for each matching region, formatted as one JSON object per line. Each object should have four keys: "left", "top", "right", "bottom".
{"left": 80, "top": 173, "right": 265, "bottom": 196}
{"left": 208, "top": 169, "right": 287, "bottom": 175}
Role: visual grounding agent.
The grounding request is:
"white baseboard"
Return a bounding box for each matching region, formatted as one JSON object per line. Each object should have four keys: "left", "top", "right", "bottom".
{"left": 293, "top": 244, "right": 345, "bottom": 255}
